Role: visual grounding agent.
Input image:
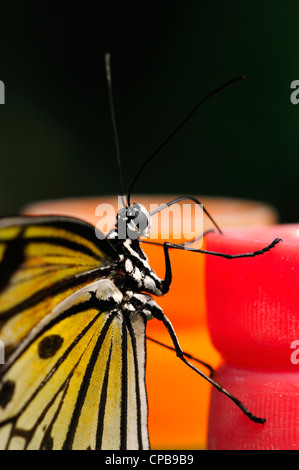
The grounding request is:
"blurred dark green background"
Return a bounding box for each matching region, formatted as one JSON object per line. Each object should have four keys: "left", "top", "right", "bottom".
{"left": 0, "top": 1, "right": 298, "bottom": 222}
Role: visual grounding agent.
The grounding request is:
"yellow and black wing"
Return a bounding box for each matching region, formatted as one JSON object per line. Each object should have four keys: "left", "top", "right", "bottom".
{"left": 0, "top": 215, "right": 150, "bottom": 449}
{"left": 0, "top": 215, "right": 115, "bottom": 358}
{"left": 0, "top": 279, "right": 149, "bottom": 450}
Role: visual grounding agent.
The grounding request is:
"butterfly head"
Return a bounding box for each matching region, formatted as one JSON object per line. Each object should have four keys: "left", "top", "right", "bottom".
{"left": 115, "top": 203, "right": 151, "bottom": 240}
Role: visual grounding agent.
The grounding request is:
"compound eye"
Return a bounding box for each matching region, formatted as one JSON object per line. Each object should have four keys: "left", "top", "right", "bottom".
{"left": 127, "top": 206, "right": 139, "bottom": 220}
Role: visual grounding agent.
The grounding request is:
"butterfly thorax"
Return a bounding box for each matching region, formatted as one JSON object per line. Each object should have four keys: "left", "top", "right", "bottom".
{"left": 109, "top": 237, "right": 163, "bottom": 298}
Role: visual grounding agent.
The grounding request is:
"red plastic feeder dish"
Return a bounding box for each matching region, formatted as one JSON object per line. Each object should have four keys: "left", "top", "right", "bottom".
{"left": 205, "top": 224, "right": 299, "bottom": 450}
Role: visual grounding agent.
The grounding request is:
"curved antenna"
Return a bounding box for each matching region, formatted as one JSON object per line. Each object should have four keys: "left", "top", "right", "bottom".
{"left": 127, "top": 75, "right": 246, "bottom": 206}
{"left": 105, "top": 53, "right": 126, "bottom": 208}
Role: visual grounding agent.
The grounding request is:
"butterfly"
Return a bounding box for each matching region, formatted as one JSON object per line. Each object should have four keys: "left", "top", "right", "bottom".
{"left": 0, "top": 55, "right": 281, "bottom": 450}
{"left": 0, "top": 212, "right": 159, "bottom": 450}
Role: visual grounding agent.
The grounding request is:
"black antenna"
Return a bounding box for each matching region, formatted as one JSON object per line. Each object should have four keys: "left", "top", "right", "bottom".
{"left": 105, "top": 53, "right": 126, "bottom": 208}
{"left": 127, "top": 75, "right": 246, "bottom": 206}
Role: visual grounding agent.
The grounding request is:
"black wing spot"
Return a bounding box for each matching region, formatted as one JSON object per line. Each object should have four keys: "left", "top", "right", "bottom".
{"left": 38, "top": 335, "right": 64, "bottom": 359}
{"left": 0, "top": 380, "right": 15, "bottom": 409}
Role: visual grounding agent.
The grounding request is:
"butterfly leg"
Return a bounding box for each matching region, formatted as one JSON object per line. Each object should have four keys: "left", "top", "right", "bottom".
{"left": 150, "top": 306, "right": 265, "bottom": 425}
{"left": 182, "top": 228, "right": 215, "bottom": 247}
{"left": 156, "top": 236, "right": 282, "bottom": 422}
{"left": 146, "top": 335, "right": 214, "bottom": 377}
{"left": 161, "top": 237, "right": 282, "bottom": 294}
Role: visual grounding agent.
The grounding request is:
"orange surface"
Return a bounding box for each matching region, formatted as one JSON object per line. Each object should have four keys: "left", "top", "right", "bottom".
{"left": 23, "top": 195, "right": 278, "bottom": 449}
